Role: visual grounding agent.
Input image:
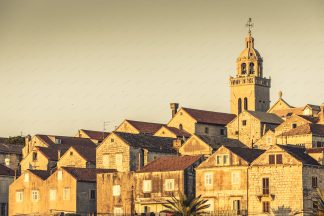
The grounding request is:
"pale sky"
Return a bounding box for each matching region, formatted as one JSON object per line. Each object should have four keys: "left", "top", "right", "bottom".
{"left": 1, "top": 0, "right": 323, "bottom": 137}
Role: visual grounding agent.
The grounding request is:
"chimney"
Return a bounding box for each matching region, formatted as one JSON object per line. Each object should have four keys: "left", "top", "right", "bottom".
{"left": 170, "top": 103, "right": 179, "bottom": 118}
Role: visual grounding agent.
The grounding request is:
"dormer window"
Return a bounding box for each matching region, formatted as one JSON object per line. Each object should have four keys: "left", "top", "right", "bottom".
{"left": 55, "top": 138, "right": 62, "bottom": 144}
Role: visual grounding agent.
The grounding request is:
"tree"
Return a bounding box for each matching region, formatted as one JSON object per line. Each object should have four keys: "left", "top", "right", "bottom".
{"left": 162, "top": 193, "right": 210, "bottom": 216}
{"left": 6, "top": 136, "right": 25, "bottom": 145}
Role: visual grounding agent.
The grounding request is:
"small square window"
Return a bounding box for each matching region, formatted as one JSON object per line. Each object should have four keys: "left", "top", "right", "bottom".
{"left": 242, "top": 120, "right": 247, "bottom": 126}
{"left": 70, "top": 151, "right": 73, "bottom": 156}
{"left": 205, "top": 127, "right": 209, "bottom": 134}
{"left": 292, "top": 123, "right": 297, "bottom": 129}
{"left": 31, "top": 190, "right": 39, "bottom": 202}
{"left": 90, "top": 190, "right": 96, "bottom": 200}
{"left": 220, "top": 129, "right": 225, "bottom": 135}
{"left": 111, "top": 138, "right": 114, "bottom": 142}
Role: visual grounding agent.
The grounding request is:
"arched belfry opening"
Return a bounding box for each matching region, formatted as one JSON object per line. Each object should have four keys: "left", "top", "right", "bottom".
{"left": 241, "top": 63, "right": 247, "bottom": 74}
{"left": 249, "top": 63, "right": 254, "bottom": 74}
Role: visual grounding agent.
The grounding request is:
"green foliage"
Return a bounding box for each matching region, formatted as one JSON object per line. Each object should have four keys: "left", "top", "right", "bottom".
{"left": 162, "top": 193, "right": 210, "bottom": 216}
{"left": 6, "top": 136, "right": 25, "bottom": 145}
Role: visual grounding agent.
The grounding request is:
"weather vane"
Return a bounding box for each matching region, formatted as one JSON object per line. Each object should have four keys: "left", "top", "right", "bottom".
{"left": 246, "top": 18, "right": 253, "bottom": 34}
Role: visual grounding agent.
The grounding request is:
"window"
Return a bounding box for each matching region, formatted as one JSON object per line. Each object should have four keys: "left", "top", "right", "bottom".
{"left": 57, "top": 170, "right": 63, "bottom": 181}
{"left": 115, "top": 154, "right": 123, "bottom": 171}
{"left": 179, "top": 124, "right": 183, "bottom": 130}
{"left": 102, "top": 154, "right": 109, "bottom": 168}
{"left": 269, "top": 155, "right": 275, "bottom": 164}
{"left": 241, "top": 63, "right": 246, "bottom": 74}
{"left": 216, "top": 156, "right": 222, "bottom": 165}
{"left": 24, "top": 173, "right": 29, "bottom": 183}
{"left": 276, "top": 154, "right": 283, "bottom": 164}
{"left": 269, "top": 154, "right": 282, "bottom": 164}
{"left": 262, "top": 178, "right": 269, "bottom": 195}
{"left": 113, "top": 185, "right": 121, "bottom": 196}
{"left": 244, "top": 97, "right": 248, "bottom": 110}
{"left": 5, "top": 158, "right": 10, "bottom": 166}
{"left": 143, "top": 180, "right": 152, "bottom": 193}
{"left": 233, "top": 200, "right": 241, "bottom": 213}
{"left": 223, "top": 155, "right": 229, "bottom": 165}
{"left": 204, "top": 173, "right": 213, "bottom": 186}
{"left": 16, "top": 191, "right": 23, "bottom": 202}
{"left": 70, "top": 151, "right": 73, "bottom": 156}
{"left": 238, "top": 98, "right": 242, "bottom": 114}
{"left": 292, "top": 123, "right": 297, "bottom": 129}
{"left": 49, "top": 189, "right": 56, "bottom": 201}
{"left": 231, "top": 172, "right": 240, "bottom": 185}
{"left": 90, "top": 190, "right": 96, "bottom": 200}
{"left": 165, "top": 179, "right": 175, "bottom": 191}
{"left": 32, "top": 152, "right": 37, "bottom": 161}
{"left": 242, "top": 120, "right": 247, "bottom": 126}
{"left": 114, "top": 207, "right": 123, "bottom": 215}
{"left": 63, "top": 187, "right": 70, "bottom": 200}
{"left": 31, "top": 190, "right": 39, "bottom": 202}
{"left": 220, "top": 129, "right": 225, "bottom": 135}
{"left": 312, "top": 177, "right": 318, "bottom": 188}
{"left": 262, "top": 201, "right": 270, "bottom": 213}
{"left": 249, "top": 63, "right": 254, "bottom": 74}
{"left": 205, "top": 127, "right": 209, "bottom": 134}
{"left": 111, "top": 138, "right": 114, "bottom": 142}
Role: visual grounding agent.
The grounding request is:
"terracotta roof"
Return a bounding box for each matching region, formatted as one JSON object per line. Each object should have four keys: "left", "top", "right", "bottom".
{"left": 0, "top": 143, "right": 23, "bottom": 155}
{"left": 115, "top": 132, "right": 176, "bottom": 153}
{"left": 62, "top": 167, "right": 116, "bottom": 182}
{"left": 0, "top": 164, "right": 15, "bottom": 176}
{"left": 247, "top": 111, "right": 283, "bottom": 124}
{"left": 304, "top": 104, "right": 321, "bottom": 111}
{"left": 224, "top": 146, "right": 265, "bottom": 163}
{"left": 36, "top": 134, "right": 95, "bottom": 147}
{"left": 126, "top": 120, "right": 165, "bottom": 134}
{"left": 183, "top": 108, "right": 236, "bottom": 126}
{"left": 164, "top": 126, "right": 191, "bottom": 138}
{"left": 281, "top": 124, "right": 324, "bottom": 136}
{"left": 71, "top": 145, "right": 96, "bottom": 163}
{"left": 28, "top": 169, "right": 51, "bottom": 180}
{"left": 80, "top": 129, "right": 110, "bottom": 141}
{"left": 306, "top": 147, "right": 324, "bottom": 154}
{"left": 278, "top": 145, "right": 320, "bottom": 166}
{"left": 138, "top": 155, "right": 203, "bottom": 173}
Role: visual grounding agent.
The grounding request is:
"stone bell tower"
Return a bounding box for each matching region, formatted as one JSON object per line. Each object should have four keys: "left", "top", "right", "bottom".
{"left": 230, "top": 18, "right": 271, "bottom": 115}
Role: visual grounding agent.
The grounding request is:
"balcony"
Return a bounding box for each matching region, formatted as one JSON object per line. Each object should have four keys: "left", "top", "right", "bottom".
{"left": 229, "top": 76, "right": 271, "bottom": 87}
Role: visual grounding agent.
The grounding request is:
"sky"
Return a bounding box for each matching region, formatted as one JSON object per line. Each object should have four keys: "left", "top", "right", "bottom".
{"left": 0, "top": 0, "right": 324, "bottom": 137}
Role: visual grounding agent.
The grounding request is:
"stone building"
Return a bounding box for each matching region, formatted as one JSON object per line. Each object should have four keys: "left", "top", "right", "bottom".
{"left": 0, "top": 164, "right": 15, "bottom": 216}
{"left": 178, "top": 134, "right": 244, "bottom": 156}
{"left": 227, "top": 110, "right": 283, "bottom": 148}
{"left": 9, "top": 169, "right": 50, "bottom": 216}
{"left": 276, "top": 123, "right": 324, "bottom": 148}
{"left": 196, "top": 146, "right": 264, "bottom": 215}
{"left": 96, "top": 132, "right": 177, "bottom": 172}
{"left": 167, "top": 106, "right": 236, "bottom": 139}
{"left": 76, "top": 129, "right": 110, "bottom": 144}
{"left": 134, "top": 155, "right": 204, "bottom": 214}
{"left": 0, "top": 142, "right": 22, "bottom": 172}
{"left": 248, "top": 144, "right": 324, "bottom": 215}
{"left": 57, "top": 145, "right": 96, "bottom": 168}
{"left": 23, "top": 134, "right": 95, "bottom": 159}
{"left": 97, "top": 171, "right": 134, "bottom": 215}
{"left": 229, "top": 24, "right": 271, "bottom": 115}
{"left": 116, "top": 119, "right": 165, "bottom": 135}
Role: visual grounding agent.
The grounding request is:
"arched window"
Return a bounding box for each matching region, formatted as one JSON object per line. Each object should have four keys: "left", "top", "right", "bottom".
{"left": 241, "top": 63, "right": 246, "bottom": 74}
{"left": 238, "top": 98, "right": 242, "bottom": 114}
{"left": 249, "top": 63, "right": 254, "bottom": 74}
{"left": 244, "top": 97, "right": 248, "bottom": 110}
{"left": 179, "top": 124, "right": 183, "bottom": 130}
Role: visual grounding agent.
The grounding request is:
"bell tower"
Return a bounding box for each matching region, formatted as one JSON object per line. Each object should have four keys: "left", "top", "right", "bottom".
{"left": 230, "top": 18, "right": 271, "bottom": 115}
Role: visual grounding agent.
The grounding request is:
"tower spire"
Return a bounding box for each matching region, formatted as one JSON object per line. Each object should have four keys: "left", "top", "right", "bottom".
{"left": 246, "top": 18, "right": 254, "bottom": 36}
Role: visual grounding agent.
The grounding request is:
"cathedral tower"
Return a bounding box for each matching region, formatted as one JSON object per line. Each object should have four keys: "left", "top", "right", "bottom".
{"left": 230, "top": 18, "right": 271, "bottom": 115}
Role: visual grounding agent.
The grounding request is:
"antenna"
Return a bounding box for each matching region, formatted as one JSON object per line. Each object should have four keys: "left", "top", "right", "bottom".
{"left": 103, "top": 121, "right": 110, "bottom": 140}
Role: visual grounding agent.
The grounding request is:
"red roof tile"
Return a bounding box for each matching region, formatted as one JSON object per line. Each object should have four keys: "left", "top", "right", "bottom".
{"left": 127, "top": 120, "right": 165, "bottom": 134}
{"left": 307, "top": 147, "right": 324, "bottom": 154}
{"left": 138, "top": 155, "right": 203, "bottom": 172}
{"left": 164, "top": 126, "right": 191, "bottom": 138}
{"left": 183, "top": 108, "right": 236, "bottom": 126}
{"left": 80, "top": 129, "right": 110, "bottom": 141}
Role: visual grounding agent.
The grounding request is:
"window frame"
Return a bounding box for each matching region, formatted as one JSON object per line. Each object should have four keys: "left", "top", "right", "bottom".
{"left": 113, "top": 185, "right": 121, "bottom": 196}
{"left": 143, "top": 180, "right": 152, "bottom": 193}
{"left": 165, "top": 179, "right": 175, "bottom": 191}
{"left": 31, "top": 190, "right": 39, "bottom": 202}
{"left": 49, "top": 189, "right": 57, "bottom": 201}
{"left": 262, "top": 201, "right": 270, "bottom": 213}
{"left": 204, "top": 173, "right": 213, "bottom": 187}
{"left": 63, "top": 187, "right": 71, "bottom": 201}
{"left": 262, "top": 178, "right": 270, "bottom": 195}
{"left": 16, "top": 191, "right": 23, "bottom": 203}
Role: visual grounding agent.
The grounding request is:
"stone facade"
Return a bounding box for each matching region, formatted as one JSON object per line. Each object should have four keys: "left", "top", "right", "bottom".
{"left": 20, "top": 147, "right": 56, "bottom": 172}
{"left": 57, "top": 146, "right": 95, "bottom": 169}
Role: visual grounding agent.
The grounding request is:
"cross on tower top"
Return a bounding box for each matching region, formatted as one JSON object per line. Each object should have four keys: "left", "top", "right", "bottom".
{"left": 246, "top": 18, "right": 253, "bottom": 35}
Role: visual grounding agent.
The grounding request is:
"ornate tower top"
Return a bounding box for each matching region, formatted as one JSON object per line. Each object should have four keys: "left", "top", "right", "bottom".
{"left": 236, "top": 18, "right": 263, "bottom": 78}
